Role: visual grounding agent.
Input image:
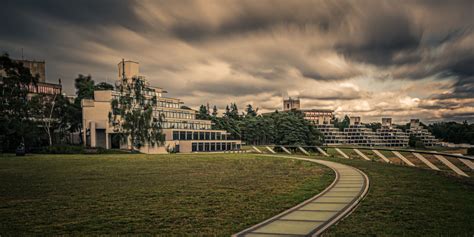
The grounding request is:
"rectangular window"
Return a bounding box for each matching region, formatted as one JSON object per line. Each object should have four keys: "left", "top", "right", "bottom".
{"left": 199, "top": 132, "right": 205, "bottom": 140}
{"left": 216, "top": 133, "right": 221, "bottom": 140}
{"left": 221, "top": 142, "right": 226, "bottom": 150}
{"left": 216, "top": 142, "right": 221, "bottom": 151}
{"left": 211, "top": 143, "right": 215, "bottom": 151}
{"left": 193, "top": 132, "right": 198, "bottom": 140}
{"left": 187, "top": 131, "right": 193, "bottom": 140}
{"left": 198, "top": 142, "right": 204, "bottom": 151}
{"left": 211, "top": 132, "right": 216, "bottom": 140}
{"left": 180, "top": 131, "right": 186, "bottom": 140}
{"left": 205, "top": 143, "right": 210, "bottom": 151}
{"left": 205, "top": 132, "right": 210, "bottom": 140}
{"left": 227, "top": 143, "right": 231, "bottom": 150}
{"left": 222, "top": 134, "right": 226, "bottom": 140}
{"left": 173, "top": 131, "right": 179, "bottom": 140}
{"left": 192, "top": 143, "right": 197, "bottom": 152}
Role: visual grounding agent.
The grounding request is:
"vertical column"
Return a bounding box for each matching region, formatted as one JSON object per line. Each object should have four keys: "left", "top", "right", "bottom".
{"left": 90, "top": 121, "right": 96, "bottom": 148}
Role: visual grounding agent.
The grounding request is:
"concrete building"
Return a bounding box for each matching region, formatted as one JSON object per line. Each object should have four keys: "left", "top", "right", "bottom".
{"left": 283, "top": 97, "right": 301, "bottom": 111}
{"left": 407, "top": 119, "right": 439, "bottom": 147}
{"left": 82, "top": 60, "right": 241, "bottom": 154}
{"left": 315, "top": 116, "right": 436, "bottom": 147}
{"left": 282, "top": 97, "right": 334, "bottom": 125}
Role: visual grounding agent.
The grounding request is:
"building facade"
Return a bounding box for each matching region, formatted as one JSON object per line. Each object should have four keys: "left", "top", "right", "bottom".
{"left": 82, "top": 60, "right": 241, "bottom": 154}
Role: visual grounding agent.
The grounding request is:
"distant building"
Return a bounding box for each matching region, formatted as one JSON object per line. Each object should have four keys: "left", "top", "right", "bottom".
{"left": 282, "top": 97, "right": 334, "bottom": 125}
{"left": 316, "top": 116, "right": 437, "bottom": 147}
{"left": 82, "top": 60, "right": 241, "bottom": 153}
{"left": 0, "top": 58, "right": 62, "bottom": 96}
{"left": 407, "top": 119, "right": 438, "bottom": 147}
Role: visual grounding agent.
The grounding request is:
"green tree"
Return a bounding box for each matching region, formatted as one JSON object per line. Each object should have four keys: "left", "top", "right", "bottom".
{"left": 74, "top": 74, "right": 94, "bottom": 105}
{"left": 0, "top": 53, "right": 40, "bottom": 151}
{"left": 110, "top": 77, "right": 165, "bottom": 151}
{"left": 197, "top": 104, "right": 210, "bottom": 120}
{"left": 212, "top": 105, "right": 218, "bottom": 117}
{"left": 94, "top": 81, "right": 114, "bottom": 90}
{"left": 245, "top": 104, "right": 258, "bottom": 117}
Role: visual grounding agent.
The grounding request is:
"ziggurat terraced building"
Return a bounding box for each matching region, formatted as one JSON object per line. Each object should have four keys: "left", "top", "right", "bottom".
{"left": 82, "top": 60, "right": 241, "bottom": 153}
{"left": 283, "top": 98, "right": 439, "bottom": 147}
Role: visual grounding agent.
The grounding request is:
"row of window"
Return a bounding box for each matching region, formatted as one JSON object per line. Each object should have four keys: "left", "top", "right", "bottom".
{"left": 154, "top": 110, "right": 194, "bottom": 120}
{"left": 191, "top": 142, "right": 240, "bottom": 152}
{"left": 173, "top": 131, "right": 228, "bottom": 141}
{"left": 163, "top": 122, "right": 212, "bottom": 130}
{"left": 158, "top": 101, "right": 180, "bottom": 108}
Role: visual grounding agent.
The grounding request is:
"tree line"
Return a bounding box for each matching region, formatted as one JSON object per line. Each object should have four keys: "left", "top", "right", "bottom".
{"left": 196, "top": 104, "right": 323, "bottom": 146}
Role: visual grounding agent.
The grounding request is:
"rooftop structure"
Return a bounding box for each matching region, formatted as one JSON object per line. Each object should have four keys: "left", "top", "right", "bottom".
{"left": 82, "top": 60, "right": 241, "bottom": 154}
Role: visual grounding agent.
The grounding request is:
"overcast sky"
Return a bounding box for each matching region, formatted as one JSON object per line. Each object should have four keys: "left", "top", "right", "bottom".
{"left": 1, "top": 0, "right": 473, "bottom": 123}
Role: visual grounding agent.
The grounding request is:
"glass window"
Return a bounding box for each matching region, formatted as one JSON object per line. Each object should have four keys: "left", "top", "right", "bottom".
{"left": 222, "top": 134, "right": 226, "bottom": 140}
{"left": 199, "top": 132, "right": 204, "bottom": 140}
{"left": 205, "top": 132, "right": 210, "bottom": 140}
{"left": 180, "top": 131, "right": 186, "bottom": 140}
{"left": 211, "top": 132, "right": 215, "bottom": 140}
{"left": 173, "top": 131, "right": 179, "bottom": 140}
{"left": 192, "top": 143, "right": 197, "bottom": 152}
{"left": 216, "top": 142, "right": 221, "bottom": 151}
{"left": 193, "top": 132, "right": 198, "bottom": 140}
{"left": 186, "top": 131, "right": 192, "bottom": 140}
{"left": 227, "top": 143, "right": 231, "bottom": 150}
{"left": 205, "top": 143, "right": 210, "bottom": 151}
{"left": 211, "top": 143, "right": 215, "bottom": 151}
{"left": 198, "top": 142, "right": 204, "bottom": 151}
{"left": 216, "top": 133, "right": 221, "bottom": 140}
{"left": 221, "top": 142, "right": 226, "bottom": 150}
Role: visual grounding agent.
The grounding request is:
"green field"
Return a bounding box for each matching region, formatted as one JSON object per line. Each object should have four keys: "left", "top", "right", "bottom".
{"left": 0, "top": 153, "right": 333, "bottom": 235}
{"left": 319, "top": 156, "right": 474, "bottom": 236}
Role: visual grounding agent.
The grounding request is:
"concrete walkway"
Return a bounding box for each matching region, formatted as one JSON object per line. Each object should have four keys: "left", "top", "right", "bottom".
{"left": 234, "top": 155, "right": 369, "bottom": 237}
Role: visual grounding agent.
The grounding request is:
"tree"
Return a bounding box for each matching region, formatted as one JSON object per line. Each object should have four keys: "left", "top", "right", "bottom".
{"left": 334, "top": 115, "right": 350, "bottom": 131}
{"left": 109, "top": 76, "right": 165, "bottom": 151}
{"left": 212, "top": 105, "right": 218, "bottom": 117}
{"left": 197, "top": 104, "right": 210, "bottom": 120}
{"left": 29, "top": 93, "right": 59, "bottom": 146}
{"left": 94, "top": 82, "right": 114, "bottom": 90}
{"left": 0, "top": 53, "right": 39, "bottom": 151}
{"left": 74, "top": 74, "right": 94, "bottom": 105}
{"left": 245, "top": 104, "right": 258, "bottom": 117}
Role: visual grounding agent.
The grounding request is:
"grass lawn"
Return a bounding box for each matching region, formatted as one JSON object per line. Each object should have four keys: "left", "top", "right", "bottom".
{"left": 0, "top": 153, "right": 334, "bottom": 235}
{"left": 320, "top": 156, "right": 474, "bottom": 236}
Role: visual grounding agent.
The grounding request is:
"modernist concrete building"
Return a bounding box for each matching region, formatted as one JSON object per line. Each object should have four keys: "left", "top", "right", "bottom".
{"left": 407, "top": 119, "right": 439, "bottom": 147}
{"left": 315, "top": 116, "right": 436, "bottom": 147}
{"left": 82, "top": 60, "right": 241, "bottom": 154}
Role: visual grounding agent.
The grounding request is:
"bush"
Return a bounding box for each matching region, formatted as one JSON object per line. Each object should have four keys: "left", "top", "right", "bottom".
{"left": 37, "top": 145, "right": 85, "bottom": 154}
{"left": 467, "top": 148, "right": 474, "bottom": 156}
{"left": 34, "top": 145, "right": 129, "bottom": 154}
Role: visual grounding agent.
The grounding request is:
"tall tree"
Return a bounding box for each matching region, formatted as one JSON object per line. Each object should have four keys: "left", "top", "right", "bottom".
{"left": 197, "top": 104, "right": 210, "bottom": 120}
{"left": 212, "top": 105, "right": 218, "bottom": 117}
{"left": 245, "top": 104, "right": 258, "bottom": 117}
{"left": 0, "top": 53, "right": 39, "bottom": 151}
{"left": 109, "top": 76, "right": 165, "bottom": 151}
{"left": 74, "top": 74, "right": 94, "bottom": 105}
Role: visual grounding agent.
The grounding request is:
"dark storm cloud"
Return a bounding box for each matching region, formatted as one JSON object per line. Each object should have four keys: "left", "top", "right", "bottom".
{"left": 0, "top": 0, "right": 143, "bottom": 42}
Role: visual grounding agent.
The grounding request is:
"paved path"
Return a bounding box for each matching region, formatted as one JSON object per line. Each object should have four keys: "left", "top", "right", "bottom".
{"left": 233, "top": 155, "right": 369, "bottom": 237}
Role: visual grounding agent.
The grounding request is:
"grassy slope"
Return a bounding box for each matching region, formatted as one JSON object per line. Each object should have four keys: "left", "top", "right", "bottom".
{"left": 321, "top": 156, "right": 474, "bottom": 236}
{"left": 0, "top": 153, "right": 333, "bottom": 235}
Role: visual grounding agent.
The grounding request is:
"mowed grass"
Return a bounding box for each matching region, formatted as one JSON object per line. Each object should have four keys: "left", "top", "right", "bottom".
{"left": 320, "top": 156, "right": 474, "bottom": 236}
{"left": 0, "top": 153, "right": 334, "bottom": 235}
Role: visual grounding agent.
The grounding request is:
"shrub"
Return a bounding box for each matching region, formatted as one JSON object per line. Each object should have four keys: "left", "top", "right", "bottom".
{"left": 37, "top": 145, "right": 85, "bottom": 154}
{"left": 467, "top": 148, "right": 474, "bottom": 156}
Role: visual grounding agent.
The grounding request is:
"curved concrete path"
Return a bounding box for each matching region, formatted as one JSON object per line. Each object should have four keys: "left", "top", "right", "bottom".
{"left": 233, "top": 155, "right": 369, "bottom": 237}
